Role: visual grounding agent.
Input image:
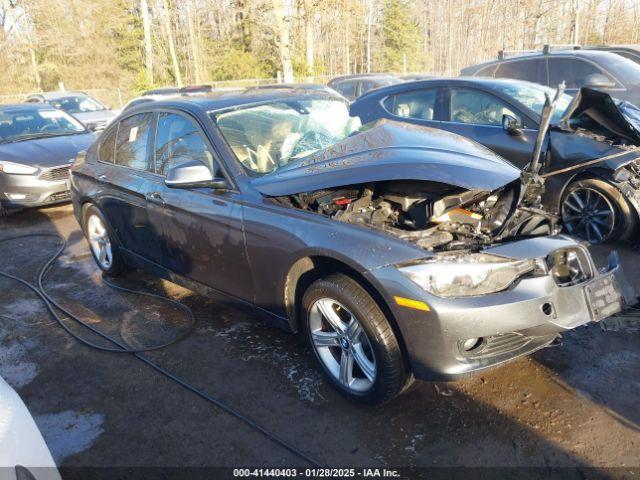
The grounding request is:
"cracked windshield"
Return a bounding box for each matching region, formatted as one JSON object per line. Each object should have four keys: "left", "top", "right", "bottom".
{"left": 215, "top": 98, "right": 361, "bottom": 175}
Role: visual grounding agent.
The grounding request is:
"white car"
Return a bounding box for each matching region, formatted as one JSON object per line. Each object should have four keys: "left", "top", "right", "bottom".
{"left": 0, "top": 376, "right": 60, "bottom": 480}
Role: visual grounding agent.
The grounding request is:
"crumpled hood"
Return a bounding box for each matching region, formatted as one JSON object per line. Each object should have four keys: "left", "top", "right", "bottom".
{"left": 251, "top": 120, "right": 521, "bottom": 196}
{"left": 0, "top": 133, "right": 96, "bottom": 169}
{"left": 557, "top": 87, "right": 640, "bottom": 145}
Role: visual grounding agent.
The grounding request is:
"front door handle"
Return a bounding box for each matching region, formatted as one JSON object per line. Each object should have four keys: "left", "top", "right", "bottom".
{"left": 98, "top": 175, "right": 108, "bottom": 181}
{"left": 146, "top": 191, "right": 164, "bottom": 205}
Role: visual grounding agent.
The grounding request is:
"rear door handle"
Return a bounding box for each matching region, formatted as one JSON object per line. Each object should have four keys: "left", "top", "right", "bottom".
{"left": 98, "top": 175, "right": 108, "bottom": 181}
{"left": 146, "top": 191, "right": 164, "bottom": 205}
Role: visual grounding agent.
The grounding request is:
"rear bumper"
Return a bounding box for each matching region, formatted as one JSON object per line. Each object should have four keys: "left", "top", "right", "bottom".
{"left": 0, "top": 169, "right": 70, "bottom": 208}
{"left": 375, "top": 247, "right": 635, "bottom": 381}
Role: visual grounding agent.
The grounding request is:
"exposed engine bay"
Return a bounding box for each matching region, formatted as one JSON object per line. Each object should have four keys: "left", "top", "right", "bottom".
{"left": 276, "top": 179, "right": 557, "bottom": 252}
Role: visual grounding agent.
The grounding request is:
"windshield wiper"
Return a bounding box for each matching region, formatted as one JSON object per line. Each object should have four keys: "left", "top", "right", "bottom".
{"left": 0, "top": 131, "right": 85, "bottom": 144}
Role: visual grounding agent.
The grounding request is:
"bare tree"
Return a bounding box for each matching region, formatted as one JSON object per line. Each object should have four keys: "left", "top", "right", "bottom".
{"left": 161, "top": 0, "right": 182, "bottom": 86}
{"left": 273, "top": 0, "right": 294, "bottom": 82}
{"left": 140, "top": 0, "right": 153, "bottom": 85}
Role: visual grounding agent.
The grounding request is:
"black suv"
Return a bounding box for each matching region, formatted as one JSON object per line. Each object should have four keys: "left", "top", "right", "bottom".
{"left": 461, "top": 47, "right": 640, "bottom": 106}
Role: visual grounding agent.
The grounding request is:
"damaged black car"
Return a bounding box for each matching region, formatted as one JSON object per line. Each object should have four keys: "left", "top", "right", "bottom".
{"left": 351, "top": 78, "right": 640, "bottom": 243}
{"left": 70, "top": 88, "right": 635, "bottom": 404}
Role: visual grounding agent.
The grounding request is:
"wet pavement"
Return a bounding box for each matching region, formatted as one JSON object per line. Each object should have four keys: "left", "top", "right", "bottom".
{"left": 0, "top": 204, "right": 638, "bottom": 473}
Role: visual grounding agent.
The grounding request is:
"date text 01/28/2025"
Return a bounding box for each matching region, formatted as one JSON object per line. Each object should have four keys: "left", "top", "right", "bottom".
{"left": 232, "top": 468, "right": 401, "bottom": 477}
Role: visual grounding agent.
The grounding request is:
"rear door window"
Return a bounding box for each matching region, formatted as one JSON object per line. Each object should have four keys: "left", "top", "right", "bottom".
{"left": 448, "top": 88, "right": 520, "bottom": 126}
{"left": 495, "top": 58, "right": 546, "bottom": 84}
{"left": 154, "top": 112, "right": 217, "bottom": 176}
{"left": 547, "top": 57, "right": 611, "bottom": 88}
{"left": 114, "top": 113, "right": 153, "bottom": 171}
{"left": 383, "top": 89, "right": 438, "bottom": 120}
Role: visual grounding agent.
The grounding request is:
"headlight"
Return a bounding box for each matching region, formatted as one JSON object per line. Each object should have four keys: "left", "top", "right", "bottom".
{"left": 398, "top": 253, "right": 538, "bottom": 298}
{"left": 0, "top": 161, "right": 39, "bottom": 175}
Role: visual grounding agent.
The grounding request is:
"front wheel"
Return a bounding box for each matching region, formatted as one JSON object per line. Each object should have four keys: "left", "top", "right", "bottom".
{"left": 561, "top": 178, "right": 637, "bottom": 243}
{"left": 301, "top": 273, "right": 409, "bottom": 405}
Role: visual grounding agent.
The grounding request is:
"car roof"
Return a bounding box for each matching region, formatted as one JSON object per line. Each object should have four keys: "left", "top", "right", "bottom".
{"left": 0, "top": 103, "right": 59, "bottom": 112}
{"left": 329, "top": 73, "right": 397, "bottom": 84}
{"left": 125, "top": 87, "right": 345, "bottom": 114}
{"left": 27, "top": 91, "right": 91, "bottom": 100}
{"left": 586, "top": 44, "right": 640, "bottom": 52}
{"left": 462, "top": 48, "right": 623, "bottom": 73}
{"left": 355, "top": 76, "right": 544, "bottom": 101}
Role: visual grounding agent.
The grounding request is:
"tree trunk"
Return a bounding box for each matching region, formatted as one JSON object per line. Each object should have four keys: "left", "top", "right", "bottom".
{"left": 162, "top": 0, "right": 182, "bottom": 86}
{"left": 186, "top": 0, "right": 201, "bottom": 83}
{"left": 366, "top": 0, "right": 373, "bottom": 73}
{"left": 304, "top": 0, "right": 314, "bottom": 75}
{"left": 30, "top": 47, "right": 42, "bottom": 91}
{"left": 140, "top": 0, "right": 153, "bottom": 85}
{"left": 273, "top": 0, "right": 294, "bottom": 83}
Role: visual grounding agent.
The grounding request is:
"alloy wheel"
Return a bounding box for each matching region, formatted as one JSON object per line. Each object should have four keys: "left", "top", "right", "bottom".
{"left": 309, "top": 298, "right": 377, "bottom": 393}
{"left": 87, "top": 214, "right": 113, "bottom": 269}
{"left": 562, "top": 187, "right": 615, "bottom": 244}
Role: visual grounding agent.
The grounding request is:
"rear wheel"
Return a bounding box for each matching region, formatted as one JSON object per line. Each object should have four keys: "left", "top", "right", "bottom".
{"left": 561, "top": 178, "right": 637, "bottom": 243}
{"left": 301, "top": 273, "right": 409, "bottom": 405}
{"left": 82, "top": 204, "right": 125, "bottom": 275}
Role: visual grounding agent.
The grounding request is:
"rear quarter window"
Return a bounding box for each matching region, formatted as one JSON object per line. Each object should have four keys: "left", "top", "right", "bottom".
{"left": 475, "top": 64, "right": 499, "bottom": 77}
{"left": 114, "top": 113, "right": 154, "bottom": 171}
{"left": 98, "top": 126, "right": 117, "bottom": 163}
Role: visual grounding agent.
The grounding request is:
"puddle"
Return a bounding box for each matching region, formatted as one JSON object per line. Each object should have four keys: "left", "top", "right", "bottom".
{"left": 34, "top": 410, "right": 104, "bottom": 463}
{"left": 0, "top": 326, "right": 38, "bottom": 388}
{"left": 210, "top": 321, "right": 327, "bottom": 404}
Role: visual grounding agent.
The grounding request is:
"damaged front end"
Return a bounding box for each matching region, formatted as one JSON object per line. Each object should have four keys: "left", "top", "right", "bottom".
{"left": 255, "top": 120, "right": 558, "bottom": 253}
{"left": 247, "top": 114, "right": 634, "bottom": 379}
{"left": 273, "top": 178, "right": 556, "bottom": 252}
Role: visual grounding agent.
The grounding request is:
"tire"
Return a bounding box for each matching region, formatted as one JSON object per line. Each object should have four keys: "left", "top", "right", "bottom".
{"left": 561, "top": 178, "right": 637, "bottom": 244}
{"left": 301, "top": 273, "right": 409, "bottom": 405}
{"left": 0, "top": 202, "right": 7, "bottom": 218}
{"left": 82, "top": 204, "right": 126, "bottom": 275}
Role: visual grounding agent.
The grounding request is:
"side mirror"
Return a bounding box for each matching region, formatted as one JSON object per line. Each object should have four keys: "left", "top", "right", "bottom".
{"left": 165, "top": 161, "right": 227, "bottom": 189}
{"left": 502, "top": 114, "right": 523, "bottom": 136}
{"left": 583, "top": 73, "right": 616, "bottom": 89}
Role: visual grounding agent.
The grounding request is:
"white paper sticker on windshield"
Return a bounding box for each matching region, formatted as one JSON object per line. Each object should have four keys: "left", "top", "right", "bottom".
{"left": 39, "top": 110, "right": 65, "bottom": 119}
{"left": 129, "top": 127, "right": 138, "bottom": 142}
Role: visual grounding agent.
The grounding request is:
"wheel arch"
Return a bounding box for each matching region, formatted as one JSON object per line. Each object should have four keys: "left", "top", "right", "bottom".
{"left": 80, "top": 200, "right": 124, "bottom": 248}
{"left": 555, "top": 167, "right": 615, "bottom": 212}
{"left": 558, "top": 168, "right": 638, "bottom": 241}
{"left": 283, "top": 254, "right": 411, "bottom": 368}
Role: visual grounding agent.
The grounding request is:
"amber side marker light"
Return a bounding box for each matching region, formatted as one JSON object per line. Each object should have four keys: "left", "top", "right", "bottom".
{"left": 394, "top": 296, "right": 431, "bottom": 311}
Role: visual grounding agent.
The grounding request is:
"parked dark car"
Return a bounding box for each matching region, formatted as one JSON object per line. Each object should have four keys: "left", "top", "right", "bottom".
{"left": 585, "top": 45, "right": 640, "bottom": 64}
{"left": 26, "top": 92, "right": 115, "bottom": 132}
{"left": 142, "top": 85, "right": 214, "bottom": 97}
{"left": 70, "top": 88, "right": 633, "bottom": 404}
{"left": 351, "top": 78, "right": 640, "bottom": 243}
{"left": 0, "top": 104, "right": 95, "bottom": 216}
{"left": 252, "top": 83, "right": 340, "bottom": 95}
{"left": 327, "top": 74, "right": 400, "bottom": 101}
{"left": 460, "top": 47, "right": 640, "bottom": 106}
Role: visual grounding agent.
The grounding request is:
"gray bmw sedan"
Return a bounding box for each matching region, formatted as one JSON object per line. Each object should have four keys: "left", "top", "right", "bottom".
{"left": 0, "top": 104, "right": 95, "bottom": 216}
{"left": 70, "top": 87, "right": 635, "bottom": 404}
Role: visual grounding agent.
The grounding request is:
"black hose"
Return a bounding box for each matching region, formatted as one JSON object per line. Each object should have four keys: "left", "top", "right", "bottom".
{"left": 0, "top": 232, "right": 322, "bottom": 467}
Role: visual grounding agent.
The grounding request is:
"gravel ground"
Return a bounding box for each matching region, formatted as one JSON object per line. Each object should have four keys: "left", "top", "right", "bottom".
{"left": 0, "top": 204, "right": 638, "bottom": 477}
